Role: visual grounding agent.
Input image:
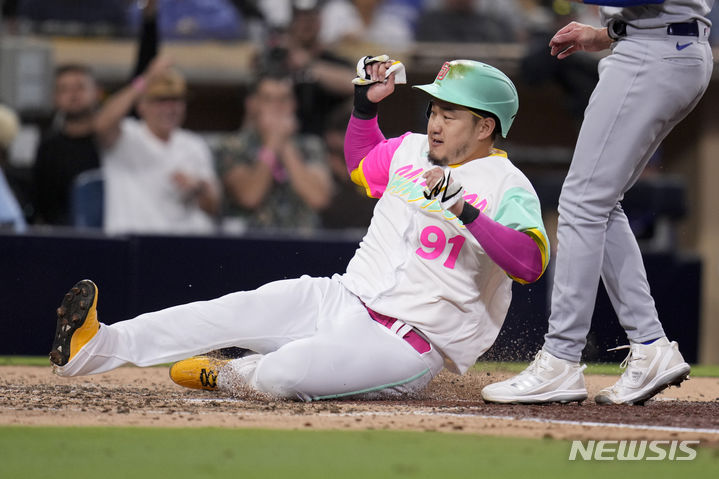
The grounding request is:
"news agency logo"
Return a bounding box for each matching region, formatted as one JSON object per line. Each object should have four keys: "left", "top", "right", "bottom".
{"left": 568, "top": 440, "right": 699, "bottom": 461}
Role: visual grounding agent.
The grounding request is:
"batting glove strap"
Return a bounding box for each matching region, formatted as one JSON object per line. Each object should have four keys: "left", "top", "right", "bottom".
{"left": 353, "top": 84, "right": 378, "bottom": 120}
{"left": 457, "top": 202, "right": 480, "bottom": 225}
{"left": 423, "top": 169, "right": 464, "bottom": 210}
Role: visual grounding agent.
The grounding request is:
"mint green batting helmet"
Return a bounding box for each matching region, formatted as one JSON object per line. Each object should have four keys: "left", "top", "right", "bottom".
{"left": 413, "top": 60, "right": 519, "bottom": 137}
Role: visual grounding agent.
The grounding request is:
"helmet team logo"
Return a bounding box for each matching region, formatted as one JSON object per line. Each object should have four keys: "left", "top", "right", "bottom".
{"left": 436, "top": 62, "right": 451, "bottom": 81}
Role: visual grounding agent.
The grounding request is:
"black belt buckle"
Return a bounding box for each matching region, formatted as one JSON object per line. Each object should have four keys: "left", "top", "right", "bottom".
{"left": 667, "top": 21, "right": 699, "bottom": 37}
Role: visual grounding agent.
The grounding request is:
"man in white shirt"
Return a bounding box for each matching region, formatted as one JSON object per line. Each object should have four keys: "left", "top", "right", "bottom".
{"left": 95, "top": 56, "right": 220, "bottom": 235}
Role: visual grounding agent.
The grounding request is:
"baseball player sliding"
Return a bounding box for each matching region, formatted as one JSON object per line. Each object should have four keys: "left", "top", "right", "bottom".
{"left": 50, "top": 58, "right": 549, "bottom": 401}
{"left": 483, "top": 0, "right": 714, "bottom": 405}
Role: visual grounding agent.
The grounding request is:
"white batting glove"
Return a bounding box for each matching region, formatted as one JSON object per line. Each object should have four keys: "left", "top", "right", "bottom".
{"left": 352, "top": 54, "right": 407, "bottom": 85}
{"left": 423, "top": 168, "right": 464, "bottom": 210}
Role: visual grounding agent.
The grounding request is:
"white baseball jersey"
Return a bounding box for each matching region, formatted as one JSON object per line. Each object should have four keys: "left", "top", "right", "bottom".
{"left": 600, "top": 0, "right": 714, "bottom": 28}
{"left": 340, "top": 133, "right": 549, "bottom": 373}
{"left": 103, "top": 118, "right": 218, "bottom": 235}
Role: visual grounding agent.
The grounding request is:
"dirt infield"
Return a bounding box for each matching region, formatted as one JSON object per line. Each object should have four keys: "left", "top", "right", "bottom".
{"left": 1, "top": 365, "right": 718, "bottom": 443}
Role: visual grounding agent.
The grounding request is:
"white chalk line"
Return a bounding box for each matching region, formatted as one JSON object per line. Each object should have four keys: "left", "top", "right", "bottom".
{"left": 413, "top": 411, "right": 719, "bottom": 435}
{"left": 184, "top": 398, "right": 239, "bottom": 404}
{"left": 180, "top": 398, "right": 719, "bottom": 435}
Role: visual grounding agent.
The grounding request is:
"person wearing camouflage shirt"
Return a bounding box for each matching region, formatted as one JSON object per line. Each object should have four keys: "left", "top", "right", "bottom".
{"left": 216, "top": 72, "right": 331, "bottom": 231}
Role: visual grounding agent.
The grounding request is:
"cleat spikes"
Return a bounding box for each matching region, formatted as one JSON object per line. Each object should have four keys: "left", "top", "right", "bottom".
{"left": 49, "top": 280, "right": 99, "bottom": 367}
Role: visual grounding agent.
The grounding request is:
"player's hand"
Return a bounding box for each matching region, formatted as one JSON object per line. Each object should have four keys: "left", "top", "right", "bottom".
{"left": 549, "top": 22, "right": 612, "bottom": 59}
{"left": 365, "top": 61, "right": 396, "bottom": 103}
{"left": 352, "top": 55, "right": 406, "bottom": 118}
{"left": 422, "top": 167, "right": 464, "bottom": 211}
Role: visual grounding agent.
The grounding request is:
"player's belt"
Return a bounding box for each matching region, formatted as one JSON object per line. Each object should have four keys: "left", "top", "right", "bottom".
{"left": 608, "top": 19, "right": 703, "bottom": 39}
{"left": 667, "top": 21, "right": 700, "bottom": 37}
{"left": 363, "top": 305, "right": 432, "bottom": 354}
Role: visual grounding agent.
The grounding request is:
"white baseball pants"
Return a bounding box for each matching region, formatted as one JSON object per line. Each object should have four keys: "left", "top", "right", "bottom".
{"left": 55, "top": 275, "right": 444, "bottom": 401}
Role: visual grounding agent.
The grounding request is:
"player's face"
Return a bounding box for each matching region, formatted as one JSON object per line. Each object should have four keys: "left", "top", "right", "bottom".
{"left": 426, "top": 101, "right": 484, "bottom": 166}
{"left": 54, "top": 71, "right": 98, "bottom": 118}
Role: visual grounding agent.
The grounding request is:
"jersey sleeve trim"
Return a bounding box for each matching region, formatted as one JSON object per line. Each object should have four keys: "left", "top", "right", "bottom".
{"left": 507, "top": 227, "right": 550, "bottom": 284}
{"left": 525, "top": 227, "right": 549, "bottom": 272}
{"left": 350, "top": 157, "right": 377, "bottom": 199}
{"left": 348, "top": 133, "right": 411, "bottom": 199}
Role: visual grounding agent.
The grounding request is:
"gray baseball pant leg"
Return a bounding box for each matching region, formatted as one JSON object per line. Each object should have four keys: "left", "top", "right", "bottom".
{"left": 544, "top": 36, "right": 713, "bottom": 362}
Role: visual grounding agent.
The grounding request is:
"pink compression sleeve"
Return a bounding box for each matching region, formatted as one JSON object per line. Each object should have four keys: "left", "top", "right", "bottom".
{"left": 465, "top": 212, "right": 543, "bottom": 283}
{"left": 344, "top": 115, "right": 386, "bottom": 175}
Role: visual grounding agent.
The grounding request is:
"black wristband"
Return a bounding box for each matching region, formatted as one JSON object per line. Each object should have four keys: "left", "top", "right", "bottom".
{"left": 457, "top": 202, "right": 480, "bottom": 225}
{"left": 352, "top": 84, "right": 378, "bottom": 120}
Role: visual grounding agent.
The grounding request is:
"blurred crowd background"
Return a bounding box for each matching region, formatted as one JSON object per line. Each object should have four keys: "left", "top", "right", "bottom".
{"left": 0, "top": 0, "right": 718, "bottom": 240}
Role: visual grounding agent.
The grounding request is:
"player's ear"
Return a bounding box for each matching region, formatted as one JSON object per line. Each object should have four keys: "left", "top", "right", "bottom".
{"left": 476, "top": 116, "right": 496, "bottom": 142}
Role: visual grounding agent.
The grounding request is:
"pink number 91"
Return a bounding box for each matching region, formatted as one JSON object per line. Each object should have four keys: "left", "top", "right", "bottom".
{"left": 415, "top": 226, "right": 466, "bottom": 269}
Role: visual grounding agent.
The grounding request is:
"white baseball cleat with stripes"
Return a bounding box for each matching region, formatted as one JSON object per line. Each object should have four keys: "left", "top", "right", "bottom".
{"left": 595, "top": 337, "right": 690, "bottom": 405}
{"left": 481, "top": 349, "right": 588, "bottom": 404}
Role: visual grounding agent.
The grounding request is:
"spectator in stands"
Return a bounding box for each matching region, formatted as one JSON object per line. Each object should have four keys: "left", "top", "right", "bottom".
{"left": 260, "top": 0, "right": 355, "bottom": 136}
{"left": 319, "top": 103, "right": 376, "bottom": 230}
{"left": 33, "top": 1, "right": 160, "bottom": 228}
{"left": 94, "top": 56, "right": 220, "bottom": 235}
{"left": 519, "top": 1, "right": 598, "bottom": 130}
{"left": 32, "top": 64, "right": 101, "bottom": 226}
{"left": 215, "top": 71, "right": 331, "bottom": 232}
{"left": 0, "top": 104, "right": 26, "bottom": 232}
{"left": 415, "top": 0, "right": 517, "bottom": 43}
{"left": 475, "top": 0, "right": 530, "bottom": 41}
{"left": 319, "top": 0, "right": 415, "bottom": 48}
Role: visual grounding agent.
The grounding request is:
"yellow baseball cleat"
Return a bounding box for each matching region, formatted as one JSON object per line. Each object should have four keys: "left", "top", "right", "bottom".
{"left": 49, "top": 279, "right": 100, "bottom": 366}
{"left": 169, "top": 356, "right": 229, "bottom": 391}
